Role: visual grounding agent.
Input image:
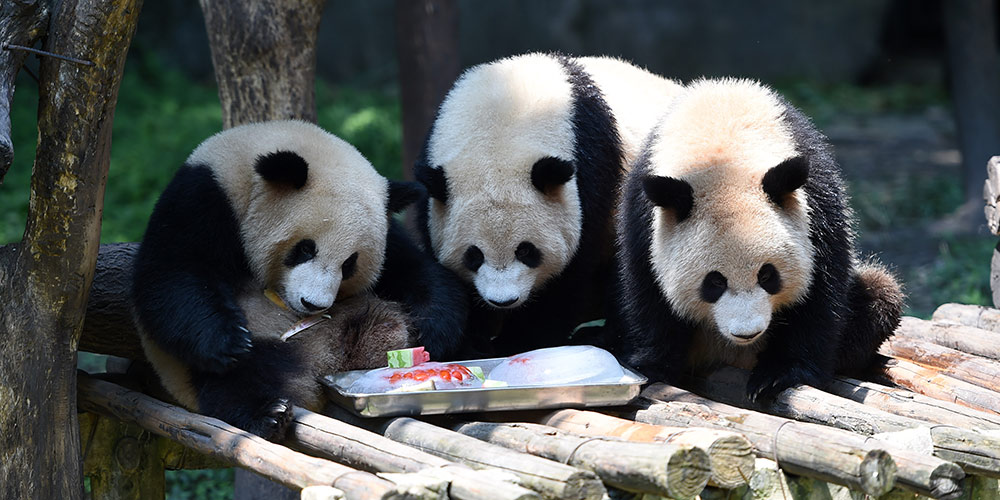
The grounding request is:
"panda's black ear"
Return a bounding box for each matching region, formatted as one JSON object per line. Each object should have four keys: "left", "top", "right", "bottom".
{"left": 255, "top": 150, "right": 309, "bottom": 190}
{"left": 415, "top": 164, "right": 448, "bottom": 203}
{"left": 531, "top": 157, "right": 575, "bottom": 194}
{"left": 388, "top": 181, "right": 426, "bottom": 213}
{"left": 643, "top": 174, "right": 694, "bottom": 222}
{"left": 762, "top": 156, "right": 809, "bottom": 207}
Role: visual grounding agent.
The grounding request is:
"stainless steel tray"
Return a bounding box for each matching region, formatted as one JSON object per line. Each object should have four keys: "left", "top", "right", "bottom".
{"left": 322, "top": 356, "right": 647, "bottom": 417}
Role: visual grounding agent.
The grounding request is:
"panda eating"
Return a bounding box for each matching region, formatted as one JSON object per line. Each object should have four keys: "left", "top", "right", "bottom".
{"left": 613, "top": 78, "right": 903, "bottom": 402}
{"left": 131, "top": 120, "right": 468, "bottom": 439}
{"left": 415, "top": 53, "right": 683, "bottom": 355}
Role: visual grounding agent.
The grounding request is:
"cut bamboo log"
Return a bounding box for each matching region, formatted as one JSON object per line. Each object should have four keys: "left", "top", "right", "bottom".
{"left": 895, "top": 316, "right": 1000, "bottom": 360}
{"left": 876, "top": 356, "right": 1000, "bottom": 415}
{"left": 828, "top": 377, "right": 1000, "bottom": 430}
{"left": 529, "top": 409, "right": 753, "bottom": 490}
{"left": 933, "top": 303, "right": 1000, "bottom": 333}
{"left": 76, "top": 375, "right": 424, "bottom": 500}
{"left": 366, "top": 415, "right": 598, "bottom": 500}
{"left": 446, "top": 420, "right": 712, "bottom": 499}
{"left": 288, "top": 408, "right": 543, "bottom": 500}
{"left": 881, "top": 336, "right": 1000, "bottom": 393}
{"left": 636, "top": 384, "right": 898, "bottom": 498}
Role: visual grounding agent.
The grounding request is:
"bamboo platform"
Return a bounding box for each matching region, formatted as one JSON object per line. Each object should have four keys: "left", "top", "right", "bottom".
{"left": 77, "top": 302, "right": 1000, "bottom": 500}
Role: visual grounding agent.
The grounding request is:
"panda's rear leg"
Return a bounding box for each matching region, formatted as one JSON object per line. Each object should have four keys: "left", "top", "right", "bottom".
{"left": 836, "top": 259, "right": 904, "bottom": 375}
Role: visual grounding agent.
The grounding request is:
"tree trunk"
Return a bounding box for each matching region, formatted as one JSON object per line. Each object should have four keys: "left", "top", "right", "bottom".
{"left": 0, "top": 0, "right": 141, "bottom": 497}
{"left": 942, "top": 0, "right": 1000, "bottom": 210}
{"left": 0, "top": 0, "right": 50, "bottom": 182}
{"left": 198, "top": 0, "right": 327, "bottom": 129}
{"left": 394, "top": 0, "right": 460, "bottom": 179}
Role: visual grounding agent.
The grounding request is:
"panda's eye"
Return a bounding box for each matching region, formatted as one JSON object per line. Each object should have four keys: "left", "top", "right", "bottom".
{"left": 463, "top": 245, "right": 484, "bottom": 272}
{"left": 758, "top": 264, "right": 781, "bottom": 294}
{"left": 342, "top": 252, "right": 359, "bottom": 280}
{"left": 700, "top": 271, "right": 727, "bottom": 303}
{"left": 515, "top": 241, "right": 542, "bottom": 268}
{"left": 284, "top": 239, "right": 317, "bottom": 267}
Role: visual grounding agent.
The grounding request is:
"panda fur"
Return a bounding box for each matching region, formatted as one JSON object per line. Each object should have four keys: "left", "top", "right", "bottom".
{"left": 415, "top": 53, "right": 683, "bottom": 356}
{"left": 132, "top": 120, "right": 468, "bottom": 439}
{"left": 613, "top": 78, "right": 903, "bottom": 402}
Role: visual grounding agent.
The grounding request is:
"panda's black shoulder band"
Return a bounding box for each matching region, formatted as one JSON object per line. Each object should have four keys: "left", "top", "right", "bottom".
{"left": 642, "top": 174, "right": 693, "bottom": 222}
{"left": 255, "top": 150, "right": 308, "bottom": 190}
{"left": 388, "top": 181, "right": 426, "bottom": 213}
{"left": 762, "top": 155, "right": 809, "bottom": 207}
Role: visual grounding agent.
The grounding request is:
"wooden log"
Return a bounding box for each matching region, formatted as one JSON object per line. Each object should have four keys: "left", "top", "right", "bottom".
{"left": 895, "top": 316, "right": 1000, "bottom": 361}
{"left": 77, "top": 375, "right": 426, "bottom": 500}
{"left": 933, "top": 303, "right": 1000, "bottom": 333}
{"left": 828, "top": 377, "right": 1000, "bottom": 430}
{"left": 881, "top": 336, "right": 1000, "bottom": 393}
{"left": 289, "top": 408, "right": 546, "bottom": 500}
{"left": 447, "top": 420, "right": 712, "bottom": 500}
{"left": 876, "top": 356, "right": 1000, "bottom": 415}
{"left": 528, "top": 409, "right": 753, "bottom": 490}
{"left": 636, "top": 384, "right": 898, "bottom": 498}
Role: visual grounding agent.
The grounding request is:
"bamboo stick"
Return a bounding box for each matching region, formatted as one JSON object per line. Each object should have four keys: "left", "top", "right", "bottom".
{"left": 446, "top": 420, "right": 711, "bottom": 499}
{"left": 288, "top": 408, "right": 542, "bottom": 500}
{"left": 76, "top": 375, "right": 422, "bottom": 500}
{"left": 530, "top": 409, "right": 753, "bottom": 490}
{"left": 932, "top": 303, "right": 1000, "bottom": 332}
{"left": 881, "top": 336, "right": 1000, "bottom": 393}
{"left": 828, "top": 377, "right": 1000, "bottom": 430}
{"left": 637, "top": 384, "right": 898, "bottom": 498}
{"left": 877, "top": 357, "right": 1000, "bottom": 415}
{"left": 895, "top": 316, "right": 1000, "bottom": 360}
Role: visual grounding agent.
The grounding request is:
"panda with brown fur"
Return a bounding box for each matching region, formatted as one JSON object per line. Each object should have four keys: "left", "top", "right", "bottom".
{"left": 613, "top": 78, "right": 903, "bottom": 401}
{"left": 132, "top": 120, "right": 468, "bottom": 439}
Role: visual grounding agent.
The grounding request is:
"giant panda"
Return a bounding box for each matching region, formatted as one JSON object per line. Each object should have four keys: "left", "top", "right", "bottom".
{"left": 613, "top": 78, "right": 903, "bottom": 402}
{"left": 415, "top": 53, "right": 683, "bottom": 355}
{"left": 131, "top": 120, "right": 468, "bottom": 439}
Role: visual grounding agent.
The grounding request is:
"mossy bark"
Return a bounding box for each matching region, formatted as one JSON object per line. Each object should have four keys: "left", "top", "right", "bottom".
{"left": 0, "top": 0, "right": 140, "bottom": 498}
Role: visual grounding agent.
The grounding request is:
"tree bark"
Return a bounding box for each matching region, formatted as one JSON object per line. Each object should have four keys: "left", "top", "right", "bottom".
{"left": 394, "top": 0, "right": 460, "bottom": 179}
{"left": 0, "top": 0, "right": 50, "bottom": 182}
{"left": 198, "top": 0, "right": 327, "bottom": 128}
{"left": 0, "top": 0, "right": 141, "bottom": 498}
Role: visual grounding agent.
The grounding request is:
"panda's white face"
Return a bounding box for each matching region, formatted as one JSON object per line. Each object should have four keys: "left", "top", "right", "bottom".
{"left": 643, "top": 78, "right": 815, "bottom": 346}
{"left": 422, "top": 53, "right": 582, "bottom": 308}
{"left": 188, "top": 121, "right": 389, "bottom": 316}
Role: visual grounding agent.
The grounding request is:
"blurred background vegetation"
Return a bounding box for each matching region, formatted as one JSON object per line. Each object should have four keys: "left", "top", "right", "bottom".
{"left": 3, "top": 0, "right": 997, "bottom": 497}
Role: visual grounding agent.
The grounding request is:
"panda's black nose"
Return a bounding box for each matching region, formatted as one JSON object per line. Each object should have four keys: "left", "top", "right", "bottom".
{"left": 300, "top": 298, "right": 325, "bottom": 312}
{"left": 488, "top": 297, "right": 518, "bottom": 308}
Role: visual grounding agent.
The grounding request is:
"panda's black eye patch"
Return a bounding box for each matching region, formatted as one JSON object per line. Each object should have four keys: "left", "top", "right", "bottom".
{"left": 284, "top": 239, "right": 317, "bottom": 267}
{"left": 515, "top": 241, "right": 542, "bottom": 268}
{"left": 758, "top": 264, "right": 782, "bottom": 294}
{"left": 463, "top": 245, "right": 484, "bottom": 272}
{"left": 342, "top": 252, "right": 359, "bottom": 280}
{"left": 700, "top": 271, "right": 727, "bottom": 303}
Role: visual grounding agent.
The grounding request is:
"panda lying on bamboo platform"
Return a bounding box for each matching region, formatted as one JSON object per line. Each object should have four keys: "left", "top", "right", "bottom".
{"left": 613, "top": 78, "right": 904, "bottom": 402}
{"left": 131, "top": 120, "right": 467, "bottom": 439}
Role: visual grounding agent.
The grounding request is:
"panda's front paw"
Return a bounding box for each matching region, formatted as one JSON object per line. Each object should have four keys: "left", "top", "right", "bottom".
{"left": 195, "top": 324, "right": 253, "bottom": 374}
{"left": 746, "top": 361, "right": 823, "bottom": 403}
{"left": 246, "top": 398, "right": 294, "bottom": 441}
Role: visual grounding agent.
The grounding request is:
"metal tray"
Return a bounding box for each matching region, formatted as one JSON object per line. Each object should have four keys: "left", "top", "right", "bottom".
{"left": 322, "top": 357, "right": 647, "bottom": 417}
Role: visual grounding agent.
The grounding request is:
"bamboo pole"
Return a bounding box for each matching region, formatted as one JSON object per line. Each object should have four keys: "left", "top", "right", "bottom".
{"left": 932, "top": 303, "right": 1000, "bottom": 332}
{"left": 827, "top": 377, "right": 1000, "bottom": 430}
{"left": 446, "top": 420, "right": 712, "bottom": 499}
{"left": 529, "top": 409, "right": 753, "bottom": 490}
{"left": 881, "top": 336, "right": 1000, "bottom": 393}
{"left": 895, "top": 316, "right": 1000, "bottom": 360}
{"left": 877, "top": 357, "right": 1000, "bottom": 415}
{"left": 637, "top": 384, "right": 898, "bottom": 498}
{"left": 288, "top": 408, "right": 547, "bottom": 500}
{"left": 76, "top": 375, "right": 424, "bottom": 500}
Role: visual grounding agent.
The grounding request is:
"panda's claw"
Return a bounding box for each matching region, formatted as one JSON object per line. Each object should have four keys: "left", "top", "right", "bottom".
{"left": 248, "top": 398, "right": 293, "bottom": 441}
{"left": 746, "top": 361, "right": 823, "bottom": 404}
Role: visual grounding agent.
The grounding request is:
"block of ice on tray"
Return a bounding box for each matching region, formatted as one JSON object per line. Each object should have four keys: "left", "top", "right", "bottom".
{"left": 485, "top": 345, "right": 626, "bottom": 386}
{"left": 346, "top": 362, "right": 484, "bottom": 394}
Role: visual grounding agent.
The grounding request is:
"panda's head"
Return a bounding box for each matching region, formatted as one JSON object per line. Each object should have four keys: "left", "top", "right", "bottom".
{"left": 641, "top": 79, "right": 816, "bottom": 345}
{"left": 189, "top": 120, "right": 423, "bottom": 315}
{"left": 418, "top": 54, "right": 582, "bottom": 309}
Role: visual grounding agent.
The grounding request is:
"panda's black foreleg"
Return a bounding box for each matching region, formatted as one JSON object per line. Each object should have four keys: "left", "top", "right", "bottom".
{"left": 375, "top": 220, "right": 469, "bottom": 361}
